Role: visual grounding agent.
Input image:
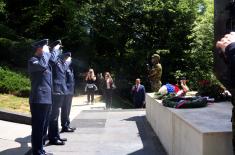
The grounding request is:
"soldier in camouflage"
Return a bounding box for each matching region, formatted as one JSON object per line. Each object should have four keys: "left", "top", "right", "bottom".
{"left": 148, "top": 54, "right": 162, "bottom": 92}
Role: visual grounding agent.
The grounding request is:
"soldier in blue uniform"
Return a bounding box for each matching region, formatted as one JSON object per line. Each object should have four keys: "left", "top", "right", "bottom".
{"left": 61, "top": 53, "right": 76, "bottom": 132}
{"left": 28, "top": 39, "right": 60, "bottom": 155}
{"left": 48, "top": 44, "right": 71, "bottom": 145}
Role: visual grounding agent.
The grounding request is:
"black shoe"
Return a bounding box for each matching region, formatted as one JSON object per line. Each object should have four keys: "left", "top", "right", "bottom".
{"left": 61, "top": 127, "right": 75, "bottom": 133}
{"left": 58, "top": 137, "right": 67, "bottom": 141}
{"left": 68, "top": 126, "right": 76, "bottom": 130}
{"left": 44, "top": 152, "right": 53, "bottom": 155}
{"left": 49, "top": 139, "right": 65, "bottom": 145}
{"left": 43, "top": 136, "right": 49, "bottom": 145}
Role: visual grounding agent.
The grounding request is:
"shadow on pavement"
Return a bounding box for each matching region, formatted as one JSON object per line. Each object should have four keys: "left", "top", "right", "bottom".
{"left": 0, "top": 135, "right": 31, "bottom": 155}
{"left": 124, "top": 116, "right": 167, "bottom": 155}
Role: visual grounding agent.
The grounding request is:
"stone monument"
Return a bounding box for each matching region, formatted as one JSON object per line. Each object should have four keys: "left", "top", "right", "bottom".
{"left": 148, "top": 54, "right": 162, "bottom": 92}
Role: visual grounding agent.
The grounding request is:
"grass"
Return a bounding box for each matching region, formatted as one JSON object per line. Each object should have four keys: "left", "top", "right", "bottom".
{"left": 0, "top": 94, "right": 30, "bottom": 114}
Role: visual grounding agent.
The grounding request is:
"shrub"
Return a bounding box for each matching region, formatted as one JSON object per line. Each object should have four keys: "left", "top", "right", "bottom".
{"left": 0, "top": 38, "right": 32, "bottom": 67}
{"left": 0, "top": 67, "right": 30, "bottom": 97}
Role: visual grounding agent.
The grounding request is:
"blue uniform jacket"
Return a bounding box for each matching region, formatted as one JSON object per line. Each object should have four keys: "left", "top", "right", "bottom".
{"left": 66, "top": 65, "right": 75, "bottom": 95}
{"left": 225, "top": 42, "right": 235, "bottom": 88}
{"left": 132, "top": 85, "right": 146, "bottom": 105}
{"left": 51, "top": 57, "right": 71, "bottom": 95}
{"left": 28, "top": 49, "right": 60, "bottom": 104}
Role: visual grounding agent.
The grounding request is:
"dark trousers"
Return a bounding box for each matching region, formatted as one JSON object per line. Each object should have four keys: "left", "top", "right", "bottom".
{"left": 30, "top": 103, "right": 51, "bottom": 155}
{"left": 104, "top": 89, "right": 112, "bottom": 109}
{"left": 48, "top": 95, "right": 65, "bottom": 141}
{"left": 231, "top": 90, "right": 235, "bottom": 155}
{"left": 134, "top": 101, "right": 144, "bottom": 108}
{"left": 61, "top": 94, "right": 73, "bottom": 128}
{"left": 87, "top": 88, "right": 95, "bottom": 103}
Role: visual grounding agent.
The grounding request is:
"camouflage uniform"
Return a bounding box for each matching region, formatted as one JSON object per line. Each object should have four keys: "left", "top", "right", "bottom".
{"left": 149, "top": 54, "right": 162, "bottom": 92}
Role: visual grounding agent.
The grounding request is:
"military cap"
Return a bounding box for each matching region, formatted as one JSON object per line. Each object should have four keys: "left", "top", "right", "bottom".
{"left": 152, "top": 54, "right": 160, "bottom": 61}
{"left": 63, "top": 52, "right": 71, "bottom": 57}
{"left": 58, "top": 52, "right": 71, "bottom": 60}
{"left": 31, "top": 39, "right": 49, "bottom": 49}
{"left": 49, "top": 40, "right": 62, "bottom": 48}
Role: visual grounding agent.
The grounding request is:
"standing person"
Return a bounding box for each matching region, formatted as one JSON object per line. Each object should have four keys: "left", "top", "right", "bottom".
{"left": 131, "top": 79, "right": 146, "bottom": 108}
{"left": 85, "top": 69, "right": 97, "bottom": 104}
{"left": 104, "top": 72, "right": 114, "bottom": 109}
{"left": 61, "top": 53, "right": 76, "bottom": 132}
{"left": 48, "top": 41, "right": 71, "bottom": 145}
{"left": 216, "top": 32, "right": 235, "bottom": 154}
{"left": 28, "top": 39, "right": 57, "bottom": 155}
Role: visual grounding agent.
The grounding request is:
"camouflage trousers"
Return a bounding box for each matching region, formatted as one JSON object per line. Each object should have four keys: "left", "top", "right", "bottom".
{"left": 150, "top": 81, "right": 162, "bottom": 92}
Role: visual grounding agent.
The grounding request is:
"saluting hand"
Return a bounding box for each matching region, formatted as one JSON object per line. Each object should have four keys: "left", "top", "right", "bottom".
{"left": 66, "top": 57, "right": 72, "bottom": 62}
{"left": 54, "top": 44, "right": 61, "bottom": 50}
{"left": 42, "top": 45, "right": 50, "bottom": 53}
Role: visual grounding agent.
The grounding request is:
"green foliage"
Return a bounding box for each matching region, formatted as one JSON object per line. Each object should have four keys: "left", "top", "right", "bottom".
{"left": 197, "top": 74, "right": 227, "bottom": 101}
{"left": 0, "top": 0, "right": 216, "bottom": 97}
{"left": 0, "top": 38, "right": 32, "bottom": 67}
{"left": 0, "top": 67, "right": 30, "bottom": 97}
{"left": 173, "top": 0, "right": 215, "bottom": 90}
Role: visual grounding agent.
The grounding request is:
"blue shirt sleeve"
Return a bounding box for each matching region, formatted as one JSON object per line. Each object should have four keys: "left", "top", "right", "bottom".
{"left": 64, "top": 60, "right": 72, "bottom": 71}
{"left": 28, "top": 52, "right": 51, "bottom": 73}
{"left": 50, "top": 48, "right": 61, "bottom": 63}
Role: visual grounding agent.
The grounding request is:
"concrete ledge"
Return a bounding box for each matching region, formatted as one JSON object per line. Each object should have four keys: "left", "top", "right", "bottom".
{"left": 146, "top": 93, "right": 233, "bottom": 155}
{"left": 0, "top": 109, "right": 31, "bottom": 125}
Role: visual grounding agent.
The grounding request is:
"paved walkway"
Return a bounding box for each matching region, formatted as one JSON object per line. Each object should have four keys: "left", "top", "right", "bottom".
{"left": 44, "top": 110, "right": 166, "bottom": 155}
{"left": 0, "top": 95, "right": 166, "bottom": 155}
{"left": 0, "top": 95, "right": 104, "bottom": 155}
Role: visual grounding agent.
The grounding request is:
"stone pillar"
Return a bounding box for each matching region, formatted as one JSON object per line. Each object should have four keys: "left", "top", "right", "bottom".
{"left": 214, "top": 0, "right": 232, "bottom": 88}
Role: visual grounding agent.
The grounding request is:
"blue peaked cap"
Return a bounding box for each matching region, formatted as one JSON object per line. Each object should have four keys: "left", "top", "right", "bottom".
{"left": 31, "top": 39, "right": 49, "bottom": 49}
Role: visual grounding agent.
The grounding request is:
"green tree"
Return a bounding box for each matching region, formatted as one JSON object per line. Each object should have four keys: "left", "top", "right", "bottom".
{"left": 185, "top": 0, "right": 215, "bottom": 89}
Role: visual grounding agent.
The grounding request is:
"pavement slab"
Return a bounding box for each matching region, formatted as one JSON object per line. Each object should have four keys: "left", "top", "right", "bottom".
{"left": 44, "top": 110, "right": 167, "bottom": 155}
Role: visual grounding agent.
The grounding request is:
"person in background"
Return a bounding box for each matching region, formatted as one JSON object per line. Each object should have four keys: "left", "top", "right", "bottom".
{"left": 85, "top": 69, "right": 97, "bottom": 104}
{"left": 61, "top": 52, "right": 76, "bottom": 133}
{"left": 216, "top": 32, "right": 235, "bottom": 154}
{"left": 28, "top": 39, "right": 56, "bottom": 155}
{"left": 131, "top": 78, "right": 146, "bottom": 108}
{"left": 104, "top": 72, "right": 115, "bottom": 109}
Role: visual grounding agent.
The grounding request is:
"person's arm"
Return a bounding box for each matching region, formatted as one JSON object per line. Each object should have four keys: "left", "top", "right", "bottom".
{"left": 85, "top": 74, "right": 89, "bottom": 81}
{"left": 225, "top": 42, "right": 235, "bottom": 66}
{"left": 131, "top": 85, "right": 135, "bottom": 95}
{"left": 92, "top": 76, "right": 96, "bottom": 81}
{"left": 28, "top": 52, "right": 51, "bottom": 73}
{"left": 49, "top": 45, "right": 61, "bottom": 63}
{"left": 142, "top": 86, "right": 146, "bottom": 102}
{"left": 225, "top": 43, "right": 235, "bottom": 87}
{"left": 64, "top": 57, "right": 72, "bottom": 71}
